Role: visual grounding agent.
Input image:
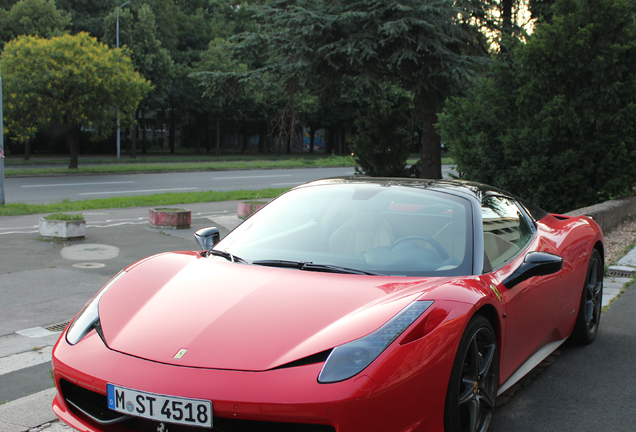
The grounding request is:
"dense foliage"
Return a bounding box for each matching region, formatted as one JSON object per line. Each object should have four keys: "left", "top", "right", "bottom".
{"left": 2, "top": 33, "right": 151, "bottom": 168}
{"left": 351, "top": 99, "right": 412, "bottom": 178}
{"left": 0, "top": 0, "right": 634, "bottom": 211}
{"left": 222, "top": 0, "right": 488, "bottom": 177}
{"left": 438, "top": 0, "right": 636, "bottom": 212}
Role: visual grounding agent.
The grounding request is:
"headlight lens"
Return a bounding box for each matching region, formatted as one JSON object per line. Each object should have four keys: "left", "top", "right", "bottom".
{"left": 66, "top": 271, "right": 126, "bottom": 345}
{"left": 318, "top": 300, "right": 433, "bottom": 383}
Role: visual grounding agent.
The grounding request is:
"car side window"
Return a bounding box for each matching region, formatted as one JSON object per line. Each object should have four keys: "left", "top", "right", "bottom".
{"left": 482, "top": 196, "right": 533, "bottom": 271}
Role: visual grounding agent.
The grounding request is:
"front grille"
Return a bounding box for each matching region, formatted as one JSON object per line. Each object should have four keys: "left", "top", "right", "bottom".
{"left": 125, "top": 417, "right": 335, "bottom": 432}
{"left": 61, "top": 379, "right": 127, "bottom": 423}
{"left": 60, "top": 380, "right": 335, "bottom": 432}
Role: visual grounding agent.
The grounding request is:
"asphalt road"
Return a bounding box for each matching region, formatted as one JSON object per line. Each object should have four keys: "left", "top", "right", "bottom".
{"left": 490, "top": 284, "right": 636, "bottom": 432}
{"left": 0, "top": 202, "right": 243, "bottom": 404}
{"left": 3, "top": 165, "right": 457, "bottom": 204}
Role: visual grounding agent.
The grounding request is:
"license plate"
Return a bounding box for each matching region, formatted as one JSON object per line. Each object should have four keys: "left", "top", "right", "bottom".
{"left": 107, "top": 384, "right": 213, "bottom": 428}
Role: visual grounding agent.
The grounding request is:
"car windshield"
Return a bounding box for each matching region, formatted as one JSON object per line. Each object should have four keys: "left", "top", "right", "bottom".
{"left": 215, "top": 183, "right": 473, "bottom": 277}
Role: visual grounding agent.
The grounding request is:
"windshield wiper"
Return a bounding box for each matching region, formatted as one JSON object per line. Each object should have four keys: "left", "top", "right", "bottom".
{"left": 207, "top": 249, "right": 247, "bottom": 263}
{"left": 252, "top": 260, "right": 383, "bottom": 276}
{"left": 251, "top": 259, "right": 305, "bottom": 269}
{"left": 300, "top": 263, "right": 384, "bottom": 276}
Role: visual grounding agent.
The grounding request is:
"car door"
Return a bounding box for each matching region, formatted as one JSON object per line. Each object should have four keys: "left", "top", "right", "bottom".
{"left": 481, "top": 195, "right": 562, "bottom": 381}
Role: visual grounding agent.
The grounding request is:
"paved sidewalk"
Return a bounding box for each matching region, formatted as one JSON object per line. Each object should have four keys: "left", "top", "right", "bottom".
{"left": 0, "top": 202, "right": 245, "bottom": 432}
{"left": 0, "top": 202, "right": 634, "bottom": 432}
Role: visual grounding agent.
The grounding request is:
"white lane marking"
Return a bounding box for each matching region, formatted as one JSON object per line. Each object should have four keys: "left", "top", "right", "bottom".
{"left": 0, "top": 211, "right": 232, "bottom": 235}
{"left": 0, "top": 230, "right": 39, "bottom": 235}
{"left": 212, "top": 175, "right": 292, "bottom": 180}
{"left": 0, "top": 225, "right": 38, "bottom": 231}
{"left": 79, "top": 187, "right": 198, "bottom": 196}
{"left": 0, "top": 346, "right": 53, "bottom": 376}
{"left": 87, "top": 222, "right": 148, "bottom": 228}
{"left": 271, "top": 182, "right": 304, "bottom": 186}
{"left": 22, "top": 181, "right": 135, "bottom": 188}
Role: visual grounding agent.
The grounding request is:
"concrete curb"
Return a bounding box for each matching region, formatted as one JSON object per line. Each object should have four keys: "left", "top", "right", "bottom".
{"left": 0, "top": 388, "right": 57, "bottom": 432}
{"left": 565, "top": 195, "right": 636, "bottom": 233}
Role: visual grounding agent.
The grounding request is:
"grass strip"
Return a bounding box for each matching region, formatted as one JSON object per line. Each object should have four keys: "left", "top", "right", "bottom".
{"left": 44, "top": 212, "right": 85, "bottom": 221}
{"left": 4, "top": 156, "right": 454, "bottom": 177}
{"left": 0, "top": 188, "right": 290, "bottom": 217}
{"left": 4, "top": 156, "right": 357, "bottom": 177}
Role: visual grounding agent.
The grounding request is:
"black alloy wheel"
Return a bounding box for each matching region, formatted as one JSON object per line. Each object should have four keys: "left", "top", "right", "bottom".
{"left": 572, "top": 248, "right": 603, "bottom": 344}
{"left": 444, "top": 315, "right": 498, "bottom": 432}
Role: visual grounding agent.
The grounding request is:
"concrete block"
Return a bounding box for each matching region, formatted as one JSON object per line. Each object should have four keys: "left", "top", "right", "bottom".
{"left": 38, "top": 219, "right": 85, "bottom": 240}
{"left": 148, "top": 208, "right": 191, "bottom": 229}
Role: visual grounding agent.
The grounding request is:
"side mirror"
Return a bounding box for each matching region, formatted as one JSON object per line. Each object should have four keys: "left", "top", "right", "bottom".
{"left": 502, "top": 251, "right": 563, "bottom": 289}
{"left": 194, "top": 227, "right": 220, "bottom": 251}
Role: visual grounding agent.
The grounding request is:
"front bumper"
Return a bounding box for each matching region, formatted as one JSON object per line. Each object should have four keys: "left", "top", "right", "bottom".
{"left": 52, "top": 307, "right": 467, "bottom": 432}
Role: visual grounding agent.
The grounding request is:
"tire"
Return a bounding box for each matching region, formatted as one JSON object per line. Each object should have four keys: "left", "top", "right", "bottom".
{"left": 444, "top": 315, "right": 498, "bottom": 432}
{"left": 571, "top": 248, "right": 603, "bottom": 345}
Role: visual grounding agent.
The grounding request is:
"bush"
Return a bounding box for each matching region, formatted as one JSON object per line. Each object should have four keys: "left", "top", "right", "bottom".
{"left": 351, "top": 102, "right": 412, "bottom": 177}
{"left": 438, "top": 0, "right": 636, "bottom": 213}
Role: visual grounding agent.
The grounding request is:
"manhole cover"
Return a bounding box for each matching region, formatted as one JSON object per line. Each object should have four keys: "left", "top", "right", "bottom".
{"left": 72, "top": 262, "right": 106, "bottom": 269}
{"left": 61, "top": 244, "right": 120, "bottom": 261}
{"left": 44, "top": 320, "right": 71, "bottom": 332}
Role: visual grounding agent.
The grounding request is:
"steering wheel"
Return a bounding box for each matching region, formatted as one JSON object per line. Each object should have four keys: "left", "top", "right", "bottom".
{"left": 390, "top": 235, "right": 450, "bottom": 262}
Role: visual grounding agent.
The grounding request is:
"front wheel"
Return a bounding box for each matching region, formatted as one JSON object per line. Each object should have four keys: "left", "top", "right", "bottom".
{"left": 571, "top": 248, "right": 603, "bottom": 344}
{"left": 444, "top": 315, "right": 498, "bottom": 432}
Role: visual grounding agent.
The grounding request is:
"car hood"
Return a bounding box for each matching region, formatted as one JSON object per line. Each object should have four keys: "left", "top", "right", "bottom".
{"left": 98, "top": 251, "right": 450, "bottom": 371}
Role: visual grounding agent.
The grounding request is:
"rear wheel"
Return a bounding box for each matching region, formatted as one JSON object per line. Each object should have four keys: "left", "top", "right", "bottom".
{"left": 444, "top": 315, "right": 498, "bottom": 432}
{"left": 571, "top": 248, "right": 603, "bottom": 344}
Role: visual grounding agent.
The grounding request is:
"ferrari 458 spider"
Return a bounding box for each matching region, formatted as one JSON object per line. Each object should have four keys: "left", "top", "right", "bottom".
{"left": 52, "top": 178, "right": 604, "bottom": 432}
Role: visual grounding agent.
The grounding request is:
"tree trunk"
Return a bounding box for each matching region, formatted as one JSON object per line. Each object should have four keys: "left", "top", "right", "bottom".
{"left": 205, "top": 115, "right": 211, "bottom": 154}
{"left": 141, "top": 110, "right": 148, "bottom": 155}
{"left": 66, "top": 127, "right": 81, "bottom": 169}
{"left": 169, "top": 110, "right": 176, "bottom": 154}
{"left": 195, "top": 127, "right": 202, "bottom": 154}
{"left": 502, "top": 0, "right": 513, "bottom": 34}
{"left": 325, "top": 128, "right": 334, "bottom": 154}
{"left": 215, "top": 118, "right": 221, "bottom": 157}
{"left": 258, "top": 128, "right": 266, "bottom": 154}
{"left": 309, "top": 126, "right": 315, "bottom": 154}
{"left": 418, "top": 104, "right": 442, "bottom": 179}
{"left": 24, "top": 140, "right": 30, "bottom": 161}
{"left": 131, "top": 116, "right": 137, "bottom": 158}
{"left": 241, "top": 131, "right": 248, "bottom": 154}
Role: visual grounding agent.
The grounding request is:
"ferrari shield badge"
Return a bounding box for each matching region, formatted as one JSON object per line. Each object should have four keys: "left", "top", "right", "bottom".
{"left": 173, "top": 349, "right": 188, "bottom": 359}
{"left": 490, "top": 284, "right": 502, "bottom": 302}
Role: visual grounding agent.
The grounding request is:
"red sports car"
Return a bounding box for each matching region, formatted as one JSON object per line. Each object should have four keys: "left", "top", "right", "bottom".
{"left": 52, "top": 178, "right": 604, "bottom": 432}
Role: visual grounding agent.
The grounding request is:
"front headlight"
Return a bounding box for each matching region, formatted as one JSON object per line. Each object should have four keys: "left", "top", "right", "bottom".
{"left": 66, "top": 271, "right": 126, "bottom": 345}
{"left": 318, "top": 300, "right": 434, "bottom": 383}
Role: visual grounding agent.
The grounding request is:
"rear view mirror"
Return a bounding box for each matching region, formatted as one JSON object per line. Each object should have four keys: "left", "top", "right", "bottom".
{"left": 194, "top": 227, "right": 220, "bottom": 251}
{"left": 503, "top": 251, "right": 563, "bottom": 288}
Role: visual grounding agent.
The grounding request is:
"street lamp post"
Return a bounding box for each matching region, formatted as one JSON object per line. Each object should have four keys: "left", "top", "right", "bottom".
{"left": 0, "top": 62, "right": 5, "bottom": 205}
{"left": 116, "top": 0, "right": 132, "bottom": 160}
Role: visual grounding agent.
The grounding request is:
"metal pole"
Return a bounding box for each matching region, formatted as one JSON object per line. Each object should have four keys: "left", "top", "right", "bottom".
{"left": 116, "top": 0, "right": 132, "bottom": 160}
{"left": 0, "top": 61, "right": 5, "bottom": 205}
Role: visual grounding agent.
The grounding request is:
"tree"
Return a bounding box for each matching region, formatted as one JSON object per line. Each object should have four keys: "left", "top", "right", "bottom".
{"left": 0, "top": 0, "right": 71, "bottom": 44}
{"left": 104, "top": 3, "right": 173, "bottom": 154}
{"left": 56, "top": 0, "right": 114, "bottom": 39}
{"left": 2, "top": 33, "right": 152, "bottom": 168}
{"left": 438, "top": 0, "right": 636, "bottom": 212}
{"left": 237, "top": 0, "right": 485, "bottom": 177}
{"left": 351, "top": 92, "right": 413, "bottom": 177}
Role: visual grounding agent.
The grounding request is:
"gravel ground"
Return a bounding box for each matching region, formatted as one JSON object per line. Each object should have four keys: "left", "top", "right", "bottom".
{"left": 603, "top": 217, "right": 636, "bottom": 266}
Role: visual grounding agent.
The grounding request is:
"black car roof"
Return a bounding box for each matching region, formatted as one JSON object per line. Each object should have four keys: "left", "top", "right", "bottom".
{"left": 299, "top": 177, "right": 549, "bottom": 221}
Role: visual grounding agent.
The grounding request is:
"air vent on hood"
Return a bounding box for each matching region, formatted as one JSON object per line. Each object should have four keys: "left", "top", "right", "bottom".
{"left": 272, "top": 350, "right": 332, "bottom": 371}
